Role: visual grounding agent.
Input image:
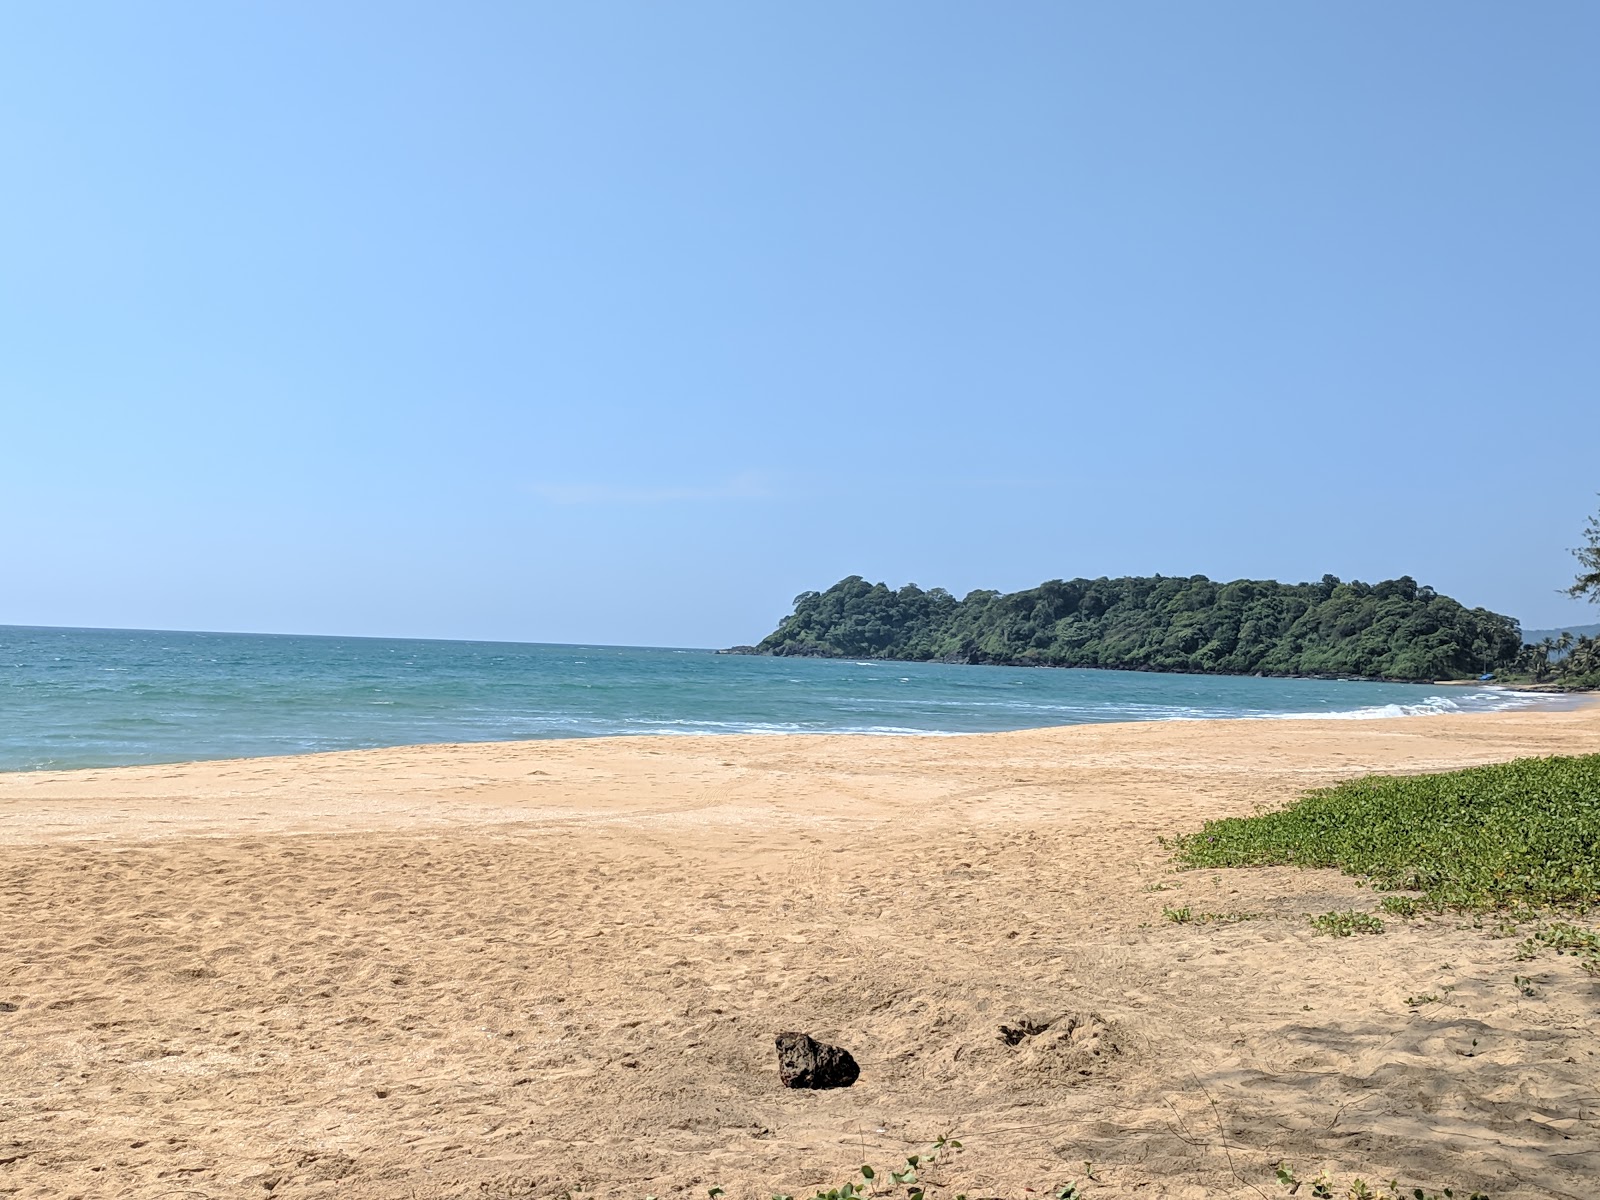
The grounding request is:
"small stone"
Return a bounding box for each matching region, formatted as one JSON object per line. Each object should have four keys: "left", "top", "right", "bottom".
{"left": 774, "top": 1031, "right": 859, "bottom": 1089}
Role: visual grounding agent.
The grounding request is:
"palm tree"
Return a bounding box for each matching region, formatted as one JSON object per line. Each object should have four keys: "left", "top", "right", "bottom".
{"left": 1570, "top": 635, "right": 1597, "bottom": 680}
{"left": 1532, "top": 638, "right": 1555, "bottom": 681}
{"left": 1552, "top": 631, "right": 1577, "bottom": 677}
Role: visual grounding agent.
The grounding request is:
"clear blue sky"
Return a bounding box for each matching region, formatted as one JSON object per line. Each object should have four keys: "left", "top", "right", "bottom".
{"left": 4, "top": 2, "right": 1597, "bottom": 646}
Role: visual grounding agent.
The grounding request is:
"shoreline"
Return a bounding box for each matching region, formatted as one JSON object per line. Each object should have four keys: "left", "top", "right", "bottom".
{"left": 728, "top": 645, "right": 1553, "bottom": 688}
{"left": 4, "top": 704, "right": 1597, "bottom": 1197}
{"left": 2, "top": 703, "right": 1595, "bottom": 846}
{"left": 3, "top": 686, "right": 1587, "bottom": 779}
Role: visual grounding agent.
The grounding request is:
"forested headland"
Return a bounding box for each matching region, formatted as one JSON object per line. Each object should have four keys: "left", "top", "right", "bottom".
{"left": 733, "top": 574, "right": 1525, "bottom": 682}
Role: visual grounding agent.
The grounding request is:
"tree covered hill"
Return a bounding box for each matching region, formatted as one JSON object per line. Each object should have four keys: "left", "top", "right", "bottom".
{"left": 738, "top": 574, "right": 1523, "bottom": 681}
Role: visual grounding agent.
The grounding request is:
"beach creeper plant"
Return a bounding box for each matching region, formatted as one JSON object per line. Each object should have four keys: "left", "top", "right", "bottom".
{"left": 1515, "top": 921, "right": 1600, "bottom": 974}
{"left": 1275, "top": 1164, "right": 1489, "bottom": 1200}
{"left": 1379, "top": 895, "right": 1422, "bottom": 918}
{"left": 1164, "top": 905, "right": 1261, "bottom": 925}
{"left": 1310, "top": 910, "right": 1385, "bottom": 937}
{"left": 1172, "top": 754, "right": 1600, "bottom": 912}
{"left": 763, "top": 1134, "right": 972, "bottom": 1200}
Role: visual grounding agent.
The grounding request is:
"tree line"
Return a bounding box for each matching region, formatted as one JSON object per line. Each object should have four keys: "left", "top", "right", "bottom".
{"left": 739, "top": 499, "right": 1600, "bottom": 685}
{"left": 1515, "top": 632, "right": 1600, "bottom": 686}
{"left": 741, "top": 573, "right": 1523, "bottom": 681}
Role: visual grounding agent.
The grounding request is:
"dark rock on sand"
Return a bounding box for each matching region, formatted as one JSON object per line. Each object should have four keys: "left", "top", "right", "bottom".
{"left": 774, "top": 1031, "right": 859, "bottom": 1089}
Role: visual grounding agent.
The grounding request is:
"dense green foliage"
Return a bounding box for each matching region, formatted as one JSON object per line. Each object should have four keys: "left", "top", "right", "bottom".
{"left": 1173, "top": 755, "right": 1600, "bottom": 911}
{"left": 1510, "top": 631, "right": 1600, "bottom": 689}
{"left": 748, "top": 574, "right": 1522, "bottom": 680}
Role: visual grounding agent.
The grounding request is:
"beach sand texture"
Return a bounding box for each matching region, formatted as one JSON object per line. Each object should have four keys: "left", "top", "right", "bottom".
{"left": 2, "top": 706, "right": 1597, "bottom": 1199}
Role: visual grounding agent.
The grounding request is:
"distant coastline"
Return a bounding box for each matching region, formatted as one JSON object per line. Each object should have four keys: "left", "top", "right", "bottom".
{"left": 733, "top": 572, "right": 1529, "bottom": 684}
{"left": 1522, "top": 621, "right": 1600, "bottom": 644}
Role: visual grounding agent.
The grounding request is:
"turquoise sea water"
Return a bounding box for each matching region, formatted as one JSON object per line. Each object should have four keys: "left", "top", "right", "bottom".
{"left": 0, "top": 625, "right": 1569, "bottom": 772}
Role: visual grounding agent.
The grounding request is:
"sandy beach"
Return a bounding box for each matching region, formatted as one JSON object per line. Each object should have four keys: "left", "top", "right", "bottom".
{"left": 2, "top": 705, "right": 1597, "bottom": 1199}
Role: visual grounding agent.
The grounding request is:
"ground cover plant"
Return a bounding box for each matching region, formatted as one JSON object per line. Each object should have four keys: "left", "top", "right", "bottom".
{"left": 677, "top": 1146, "right": 1490, "bottom": 1200}
{"left": 1171, "top": 754, "right": 1600, "bottom": 911}
{"left": 727, "top": 1134, "right": 1039, "bottom": 1200}
{"left": 680, "top": 1139, "right": 1490, "bottom": 1200}
{"left": 1162, "top": 905, "right": 1260, "bottom": 925}
{"left": 1516, "top": 922, "right": 1600, "bottom": 974}
{"left": 1275, "top": 1164, "right": 1489, "bottom": 1199}
{"left": 1310, "top": 910, "right": 1384, "bottom": 937}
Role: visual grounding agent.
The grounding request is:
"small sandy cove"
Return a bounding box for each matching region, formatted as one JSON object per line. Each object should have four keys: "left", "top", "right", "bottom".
{"left": 2, "top": 706, "right": 1597, "bottom": 1200}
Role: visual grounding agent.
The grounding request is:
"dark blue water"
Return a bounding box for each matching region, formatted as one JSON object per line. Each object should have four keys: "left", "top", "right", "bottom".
{"left": 0, "top": 625, "right": 1561, "bottom": 771}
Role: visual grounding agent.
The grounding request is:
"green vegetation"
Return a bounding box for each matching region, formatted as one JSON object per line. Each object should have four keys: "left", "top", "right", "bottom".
{"left": 1380, "top": 895, "right": 1422, "bottom": 918}
{"left": 1172, "top": 755, "right": 1600, "bottom": 911}
{"left": 1508, "top": 630, "right": 1600, "bottom": 688}
{"left": 1276, "top": 1165, "right": 1488, "bottom": 1200}
{"left": 1516, "top": 922, "right": 1600, "bottom": 975}
{"left": 685, "top": 1148, "right": 1489, "bottom": 1200}
{"left": 742, "top": 573, "right": 1521, "bottom": 680}
{"left": 678, "top": 1134, "right": 1500, "bottom": 1200}
{"left": 1310, "top": 910, "right": 1385, "bottom": 937}
{"left": 756, "top": 1134, "right": 1001, "bottom": 1200}
{"left": 1163, "top": 905, "right": 1260, "bottom": 925}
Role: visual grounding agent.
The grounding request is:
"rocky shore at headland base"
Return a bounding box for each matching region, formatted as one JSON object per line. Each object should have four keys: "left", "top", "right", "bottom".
{"left": 1, "top": 703, "right": 1597, "bottom": 1197}
{"left": 722, "top": 641, "right": 1528, "bottom": 687}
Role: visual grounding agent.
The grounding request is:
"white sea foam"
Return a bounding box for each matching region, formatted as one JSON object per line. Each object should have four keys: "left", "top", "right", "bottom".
{"left": 1273, "top": 690, "right": 1546, "bottom": 721}
{"left": 640, "top": 723, "right": 966, "bottom": 737}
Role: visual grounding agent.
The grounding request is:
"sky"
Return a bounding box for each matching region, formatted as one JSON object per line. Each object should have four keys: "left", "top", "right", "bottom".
{"left": 3, "top": 2, "right": 1597, "bottom": 647}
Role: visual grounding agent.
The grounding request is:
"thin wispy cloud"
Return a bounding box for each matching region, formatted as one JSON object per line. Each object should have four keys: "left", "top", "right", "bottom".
{"left": 529, "top": 471, "right": 774, "bottom": 506}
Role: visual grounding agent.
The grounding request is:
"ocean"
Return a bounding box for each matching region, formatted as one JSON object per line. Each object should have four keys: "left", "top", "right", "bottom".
{"left": 0, "top": 625, "right": 1566, "bottom": 772}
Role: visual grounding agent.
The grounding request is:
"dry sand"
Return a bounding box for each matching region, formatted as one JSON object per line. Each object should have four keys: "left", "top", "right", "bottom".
{"left": 2, "top": 706, "right": 1598, "bottom": 1199}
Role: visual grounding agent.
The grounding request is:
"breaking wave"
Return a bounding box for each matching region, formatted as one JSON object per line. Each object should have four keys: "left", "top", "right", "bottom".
{"left": 1275, "top": 690, "right": 1549, "bottom": 720}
